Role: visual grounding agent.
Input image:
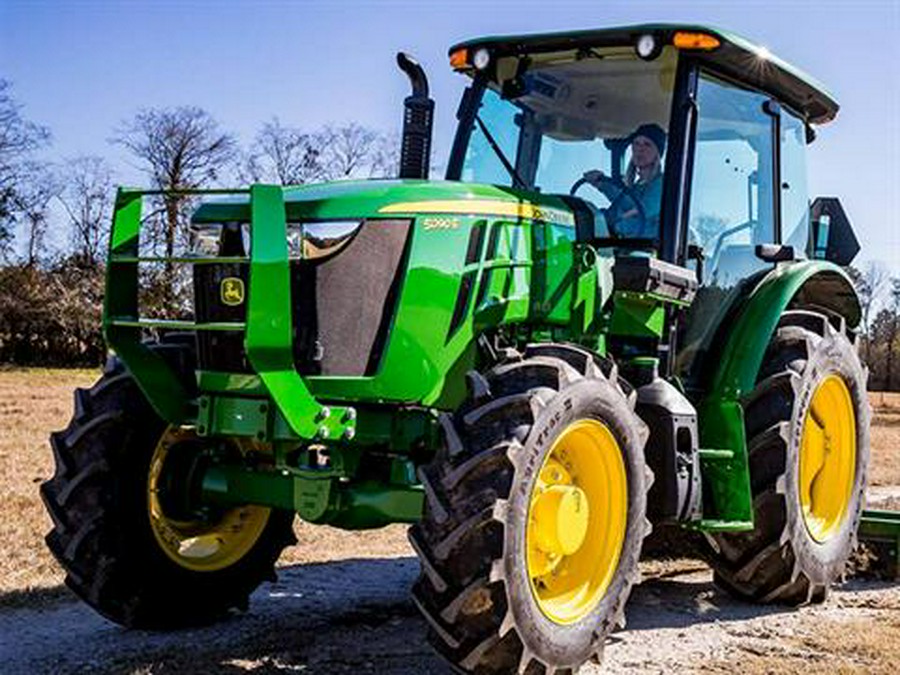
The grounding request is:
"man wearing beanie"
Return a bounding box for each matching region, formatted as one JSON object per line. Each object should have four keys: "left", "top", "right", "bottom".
{"left": 582, "top": 122, "right": 667, "bottom": 239}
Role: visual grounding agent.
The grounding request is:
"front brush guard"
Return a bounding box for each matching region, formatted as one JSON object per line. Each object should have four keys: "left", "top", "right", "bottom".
{"left": 103, "top": 184, "right": 356, "bottom": 442}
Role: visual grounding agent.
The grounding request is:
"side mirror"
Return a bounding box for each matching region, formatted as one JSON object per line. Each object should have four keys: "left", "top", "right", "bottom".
{"left": 805, "top": 123, "right": 817, "bottom": 144}
{"left": 755, "top": 243, "right": 796, "bottom": 263}
{"left": 810, "top": 197, "right": 860, "bottom": 266}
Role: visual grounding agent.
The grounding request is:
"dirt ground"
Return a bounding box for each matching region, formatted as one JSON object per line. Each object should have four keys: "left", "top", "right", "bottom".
{"left": 1, "top": 369, "right": 898, "bottom": 673}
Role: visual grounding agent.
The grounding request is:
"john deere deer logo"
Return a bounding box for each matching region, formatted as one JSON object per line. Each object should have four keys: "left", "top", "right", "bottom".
{"left": 220, "top": 277, "right": 245, "bottom": 306}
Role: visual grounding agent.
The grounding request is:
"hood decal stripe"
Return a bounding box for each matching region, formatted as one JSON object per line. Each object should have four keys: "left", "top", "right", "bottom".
{"left": 379, "top": 199, "right": 575, "bottom": 226}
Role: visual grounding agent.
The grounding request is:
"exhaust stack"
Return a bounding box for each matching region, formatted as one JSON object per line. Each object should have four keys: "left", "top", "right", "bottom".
{"left": 396, "top": 52, "right": 434, "bottom": 180}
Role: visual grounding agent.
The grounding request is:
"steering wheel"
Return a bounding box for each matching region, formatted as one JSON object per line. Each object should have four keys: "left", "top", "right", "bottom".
{"left": 570, "top": 174, "right": 648, "bottom": 238}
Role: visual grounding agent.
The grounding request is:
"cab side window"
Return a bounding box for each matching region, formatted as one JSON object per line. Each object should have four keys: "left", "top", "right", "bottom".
{"left": 781, "top": 110, "right": 810, "bottom": 255}
{"left": 687, "top": 74, "right": 775, "bottom": 288}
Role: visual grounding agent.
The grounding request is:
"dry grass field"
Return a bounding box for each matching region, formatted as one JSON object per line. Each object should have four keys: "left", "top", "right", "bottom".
{"left": 870, "top": 391, "right": 900, "bottom": 488}
{"left": 1, "top": 368, "right": 898, "bottom": 603}
{"left": 0, "top": 368, "right": 100, "bottom": 601}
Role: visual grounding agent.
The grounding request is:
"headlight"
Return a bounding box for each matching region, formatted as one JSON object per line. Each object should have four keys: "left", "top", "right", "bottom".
{"left": 188, "top": 220, "right": 363, "bottom": 260}
{"left": 188, "top": 222, "right": 251, "bottom": 257}
{"left": 287, "top": 220, "right": 363, "bottom": 260}
{"left": 472, "top": 48, "right": 491, "bottom": 71}
{"left": 635, "top": 33, "right": 662, "bottom": 61}
{"left": 189, "top": 223, "right": 224, "bottom": 257}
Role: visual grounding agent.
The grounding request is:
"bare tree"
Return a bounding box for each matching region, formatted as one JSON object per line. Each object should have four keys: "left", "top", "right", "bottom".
{"left": 0, "top": 79, "right": 51, "bottom": 257}
{"left": 849, "top": 261, "right": 890, "bottom": 362}
{"left": 113, "top": 106, "right": 237, "bottom": 250}
{"left": 113, "top": 107, "right": 237, "bottom": 307}
{"left": 369, "top": 131, "right": 401, "bottom": 179}
{"left": 241, "top": 118, "right": 323, "bottom": 185}
{"left": 57, "top": 155, "right": 114, "bottom": 266}
{"left": 14, "top": 163, "right": 58, "bottom": 267}
{"left": 861, "top": 262, "right": 889, "bottom": 359}
{"left": 886, "top": 278, "right": 900, "bottom": 391}
{"left": 240, "top": 120, "right": 399, "bottom": 185}
{"left": 318, "top": 123, "right": 380, "bottom": 180}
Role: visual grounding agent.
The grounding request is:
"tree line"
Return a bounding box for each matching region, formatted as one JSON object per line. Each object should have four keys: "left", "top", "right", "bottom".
{"left": 849, "top": 264, "right": 900, "bottom": 392}
{"left": 0, "top": 79, "right": 397, "bottom": 365}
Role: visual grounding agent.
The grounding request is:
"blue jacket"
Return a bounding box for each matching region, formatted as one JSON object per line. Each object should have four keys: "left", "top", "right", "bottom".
{"left": 596, "top": 173, "right": 662, "bottom": 239}
{"left": 613, "top": 174, "right": 662, "bottom": 239}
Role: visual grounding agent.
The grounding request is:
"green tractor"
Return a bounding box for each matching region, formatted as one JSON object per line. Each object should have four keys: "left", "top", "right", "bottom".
{"left": 42, "top": 23, "right": 899, "bottom": 674}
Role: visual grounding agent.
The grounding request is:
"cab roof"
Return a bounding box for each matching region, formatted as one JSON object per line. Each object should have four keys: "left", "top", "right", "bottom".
{"left": 450, "top": 23, "right": 838, "bottom": 125}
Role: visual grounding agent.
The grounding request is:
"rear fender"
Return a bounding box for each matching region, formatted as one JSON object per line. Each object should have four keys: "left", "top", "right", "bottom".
{"left": 697, "top": 260, "right": 861, "bottom": 527}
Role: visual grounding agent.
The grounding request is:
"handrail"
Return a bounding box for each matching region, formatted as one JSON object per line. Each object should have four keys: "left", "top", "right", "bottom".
{"left": 109, "top": 256, "right": 249, "bottom": 265}
{"left": 108, "top": 318, "right": 247, "bottom": 332}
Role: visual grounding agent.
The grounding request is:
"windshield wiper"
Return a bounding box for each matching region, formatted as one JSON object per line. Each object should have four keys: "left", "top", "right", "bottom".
{"left": 474, "top": 114, "right": 527, "bottom": 189}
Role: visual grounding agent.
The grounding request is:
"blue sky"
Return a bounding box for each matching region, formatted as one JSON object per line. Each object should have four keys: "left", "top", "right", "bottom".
{"left": 1, "top": 0, "right": 898, "bottom": 274}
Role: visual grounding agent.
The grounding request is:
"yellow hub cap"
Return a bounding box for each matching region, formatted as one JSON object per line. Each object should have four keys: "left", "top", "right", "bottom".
{"left": 799, "top": 375, "right": 856, "bottom": 543}
{"left": 527, "top": 419, "right": 628, "bottom": 625}
{"left": 147, "top": 428, "right": 272, "bottom": 572}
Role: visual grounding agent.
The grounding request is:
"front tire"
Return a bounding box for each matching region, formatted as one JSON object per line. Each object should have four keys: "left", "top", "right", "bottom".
{"left": 41, "top": 347, "right": 296, "bottom": 628}
{"left": 707, "top": 309, "right": 870, "bottom": 603}
{"left": 410, "top": 344, "right": 651, "bottom": 673}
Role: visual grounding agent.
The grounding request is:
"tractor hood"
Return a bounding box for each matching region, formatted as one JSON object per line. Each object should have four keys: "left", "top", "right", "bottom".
{"left": 192, "top": 179, "right": 577, "bottom": 227}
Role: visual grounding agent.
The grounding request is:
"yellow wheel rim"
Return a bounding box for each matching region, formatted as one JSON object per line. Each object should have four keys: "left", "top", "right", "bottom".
{"left": 799, "top": 375, "right": 856, "bottom": 543}
{"left": 526, "top": 419, "right": 628, "bottom": 625}
{"left": 147, "top": 427, "right": 272, "bottom": 572}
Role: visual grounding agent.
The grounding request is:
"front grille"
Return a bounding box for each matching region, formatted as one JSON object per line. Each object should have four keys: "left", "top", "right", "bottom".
{"left": 193, "top": 219, "right": 411, "bottom": 377}
{"left": 292, "top": 219, "right": 411, "bottom": 376}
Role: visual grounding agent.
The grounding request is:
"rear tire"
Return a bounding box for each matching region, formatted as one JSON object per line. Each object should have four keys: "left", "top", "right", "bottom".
{"left": 41, "top": 343, "right": 296, "bottom": 628}
{"left": 707, "top": 309, "right": 869, "bottom": 603}
{"left": 410, "top": 344, "right": 651, "bottom": 673}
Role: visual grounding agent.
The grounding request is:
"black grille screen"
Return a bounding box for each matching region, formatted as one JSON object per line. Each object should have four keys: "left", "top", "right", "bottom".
{"left": 194, "top": 219, "right": 410, "bottom": 376}
{"left": 293, "top": 219, "right": 410, "bottom": 376}
{"left": 194, "top": 262, "right": 250, "bottom": 373}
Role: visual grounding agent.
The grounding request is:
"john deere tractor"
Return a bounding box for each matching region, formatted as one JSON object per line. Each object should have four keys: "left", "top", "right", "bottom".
{"left": 43, "top": 24, "right": 899, "bottom": 674}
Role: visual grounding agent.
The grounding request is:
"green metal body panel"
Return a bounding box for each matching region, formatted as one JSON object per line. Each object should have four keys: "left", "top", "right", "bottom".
{"left": 696, "top": 260, "right": 861, "bottom": 527}
{"left": 859, "top": 509, "right": 900, "bottom": 578}
{"left": 201, "top": 463, "right": 424, "bottom": 529}
{"left": 104, "top": 183, "right": 600, "bottom": 411}
{"left": 610, "top": 291, "right": 667, "bottom": 339}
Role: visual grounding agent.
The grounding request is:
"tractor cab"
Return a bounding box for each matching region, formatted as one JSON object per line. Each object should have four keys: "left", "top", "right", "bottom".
{"left": 440, "top": 25, "right": 859, "bottom": 385}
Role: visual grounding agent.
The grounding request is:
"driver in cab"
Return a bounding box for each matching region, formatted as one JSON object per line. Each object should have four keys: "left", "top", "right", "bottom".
{"left": 581, "top": 123, "right": 666, "bottom": 240}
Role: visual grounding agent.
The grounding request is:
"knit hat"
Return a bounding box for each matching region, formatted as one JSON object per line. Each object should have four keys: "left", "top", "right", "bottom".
{"left": 629, "top": 123, "right": 666, "bottom": 156}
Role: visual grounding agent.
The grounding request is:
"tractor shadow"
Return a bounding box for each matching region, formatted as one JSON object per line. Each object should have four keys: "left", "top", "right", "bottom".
{"left": 0, "top": 584, "right": 77, "bottom": 612}
{"left": 623, "top": 569, "right": 786, "bottom": 631}
{"left": 2, "top": 556, "right": 891, "bottom": 674}
{"left": 0, "top": 557, "right": 446, "bottom": 675}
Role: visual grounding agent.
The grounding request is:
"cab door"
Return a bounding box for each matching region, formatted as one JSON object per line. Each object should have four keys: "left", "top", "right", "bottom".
{"left": 675, "top": 71, "right": 781, "bottom": 384}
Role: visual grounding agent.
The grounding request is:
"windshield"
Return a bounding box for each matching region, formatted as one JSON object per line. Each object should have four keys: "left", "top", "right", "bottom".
{"left": 456, "top": 46, "right": 677, "bottom": 240}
